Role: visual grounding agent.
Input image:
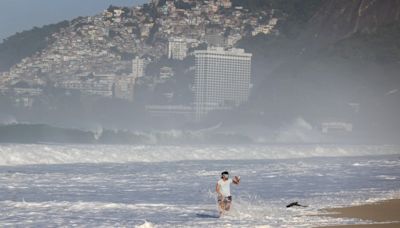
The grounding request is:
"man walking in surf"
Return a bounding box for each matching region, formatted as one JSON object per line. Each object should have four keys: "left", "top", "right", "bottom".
{"left": 216, "top": 171, "right": 240, "bottom": 217}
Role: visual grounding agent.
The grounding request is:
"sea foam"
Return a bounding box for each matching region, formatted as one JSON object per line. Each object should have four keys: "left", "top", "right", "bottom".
{"left": 0, "top": 144, "right": 398, "bottom": 166}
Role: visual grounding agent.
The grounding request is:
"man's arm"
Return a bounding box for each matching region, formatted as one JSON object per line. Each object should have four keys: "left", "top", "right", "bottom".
{"left": 216, "top": 183, "right": 221, "bottom": 195}
{"left": 232, "top": 176, "right": 240, "bottom": 185}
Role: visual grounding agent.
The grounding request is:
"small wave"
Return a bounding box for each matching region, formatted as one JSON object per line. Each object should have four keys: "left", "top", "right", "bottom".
{"left": 352, "top": 163, "right": 365, "bottom": 166}
{"left": 376, "top": 175, "right": 397, "bottom": 180}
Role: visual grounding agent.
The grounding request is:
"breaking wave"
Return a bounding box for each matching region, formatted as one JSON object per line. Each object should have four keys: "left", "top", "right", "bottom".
{"left": 0, "top": 144, "right": 398, "bottom": 166}
{"left": 0, "top": 114, "right": 17, "bottom": 125}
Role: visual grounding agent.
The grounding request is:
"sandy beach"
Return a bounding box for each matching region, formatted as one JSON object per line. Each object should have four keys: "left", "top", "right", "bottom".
{"left": 318, "top": 199, "right": 400, "bottom": 228}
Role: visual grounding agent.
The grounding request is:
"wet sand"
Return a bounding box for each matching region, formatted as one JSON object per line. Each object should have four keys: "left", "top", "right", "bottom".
{"left": 322, "top": 224, "right": 400, "bottom": 228}
{"left": 318, "top": 199, "right": 400, "bottom": 228}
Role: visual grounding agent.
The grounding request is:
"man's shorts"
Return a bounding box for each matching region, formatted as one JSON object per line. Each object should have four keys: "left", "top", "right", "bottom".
{"left": 218, "top": 195, "right": 232, "bottom": 203}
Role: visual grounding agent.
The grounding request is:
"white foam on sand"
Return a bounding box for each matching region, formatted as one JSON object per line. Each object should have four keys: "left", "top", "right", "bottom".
{"left": 0, "top": 200, "right": 167, "bottom": 227}
{"left": 0, "top": 144, "right": 399, "bottom": 166}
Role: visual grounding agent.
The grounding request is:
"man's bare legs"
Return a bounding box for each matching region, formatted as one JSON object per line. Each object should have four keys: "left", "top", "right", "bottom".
{"left": 225, "top": 201, "right": 231, "bottom": 211}
{"left": 218, "top": 199, "right": 232, "bottom": 217}
{"left": 218, "top": 200, "right": 225, "bottom": 217}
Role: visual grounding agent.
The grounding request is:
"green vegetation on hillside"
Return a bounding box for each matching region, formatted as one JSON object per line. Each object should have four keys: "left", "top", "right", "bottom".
{"left": 232, "top": 0, "right": 322, "bottom": 38}
{"left": 0, "top": 20, "right": 69, "bottom": 72}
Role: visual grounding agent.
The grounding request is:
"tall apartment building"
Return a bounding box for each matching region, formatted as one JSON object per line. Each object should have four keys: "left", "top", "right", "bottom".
{"left": 168, "top": 38, "right": 188, "bottom": 60}
{"left": 132, "top": 56, "right": 145, "bottom": 79}
{"left": 193, "top": 47, "right": 252, "bottom": 120}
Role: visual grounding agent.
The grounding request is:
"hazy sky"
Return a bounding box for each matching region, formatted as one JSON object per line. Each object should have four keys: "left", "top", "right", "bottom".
{"left": 0, "top": 0, "right": 147, "bottom": 42}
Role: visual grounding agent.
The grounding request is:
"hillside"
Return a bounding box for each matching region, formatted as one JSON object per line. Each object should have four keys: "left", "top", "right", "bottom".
{"left": 235, "top": 0, "right": 400, "bottom": 142}
{"left": 0, "top": 0, "right": 322, "bottom": 74}
{"left": 303, "top": 0, "right": 400, "bottom": 48}
{"left": 0, "top": 0, "right": 399, "bottom": 143}
{"left": 0, "top": 21, "right": 69, "bottom": 72}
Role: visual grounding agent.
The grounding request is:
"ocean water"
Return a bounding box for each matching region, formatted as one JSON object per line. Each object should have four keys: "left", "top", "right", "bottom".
{"left": 0, "top": 144, "right": 399, "bottom": 227}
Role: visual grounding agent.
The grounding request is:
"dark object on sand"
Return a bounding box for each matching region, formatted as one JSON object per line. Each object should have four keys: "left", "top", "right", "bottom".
{"left": 286, "top": 202, "right": 308, "bottom": 208}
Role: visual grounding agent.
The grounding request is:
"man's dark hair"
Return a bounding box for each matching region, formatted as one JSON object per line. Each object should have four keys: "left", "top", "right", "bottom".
{"left": 221, "top": 171, "right": 229, "bottom": 178}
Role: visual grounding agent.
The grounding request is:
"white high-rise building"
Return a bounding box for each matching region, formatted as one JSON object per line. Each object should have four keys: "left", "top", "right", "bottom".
{"left": 132, "top": 56, "right": 145, "bottom": 79}
{"left": 193, "top": 47, "right": 252, "bottom": 120}
{"left": 168, "top": 38, "right": 188, "bottom": 60}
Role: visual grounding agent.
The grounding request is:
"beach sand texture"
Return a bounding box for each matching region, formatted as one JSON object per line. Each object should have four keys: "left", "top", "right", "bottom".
{"left": 318, "top": 199, "right": 400, "bottom": 228}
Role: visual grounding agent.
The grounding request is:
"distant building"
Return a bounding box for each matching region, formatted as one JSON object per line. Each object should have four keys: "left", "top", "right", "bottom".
{"left": 113, "top": 75, "right": 135, "bottom": 101}
{"left": 205, "top": 34, "right": 225, "bottom": 47}
{"left": 225, "top": 34, "right": 242, "bottom": 47}
{"left": 193, "top": 47, "right": 252, "bottom": 120}
{"left": 12, "top": 87, "right": 43, "bottom": 108}
{"left": 13, "top": 87, "right": 43, "bottom": 97}
{"left": 208, "top": 3, "right": 219, "bottom": 13}
{"left": 113, "top": 9, "right": 124, "bottom": 17}
{"left": 145, "top": 105, "right": 194, "bottom": 119}
{"left": 168, "top": 38, "right": 188, "bottom": 60}
{"left": 15, "top": 96, "right": 35, "bottom": 108}
{"left": 321, "top": 122, "right": 353, "bottom": 134}
{"left": 59, "top": 73, "right": 115, "bottom": 98}
{"left": 159, "top": 66, "right": 174, "bottom": 80}
{"left": 132, "top": 56, "right": 145, "bottom": 79}
{"left": 83, "top": 73, "right": 115, "bottom": 97}
{"left": 252, "top": 18, "right": 279, "bottom": 36}
{"left": 219, "top": 0, "right": 232, "bottom": 8}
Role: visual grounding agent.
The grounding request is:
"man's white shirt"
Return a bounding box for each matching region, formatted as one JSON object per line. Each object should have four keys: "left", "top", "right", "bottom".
{"left": 218, "top": 178, "right": 233, "bottom": 197}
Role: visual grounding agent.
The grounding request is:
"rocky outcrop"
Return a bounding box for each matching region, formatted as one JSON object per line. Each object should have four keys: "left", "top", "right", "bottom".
{"left": 304, "top": 0, "right": 400, "bottom": 47}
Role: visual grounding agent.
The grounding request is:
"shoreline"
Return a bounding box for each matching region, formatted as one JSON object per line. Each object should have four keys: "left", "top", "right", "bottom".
{"left": 317, "top": 199, "right": 400, "bottom": 228}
